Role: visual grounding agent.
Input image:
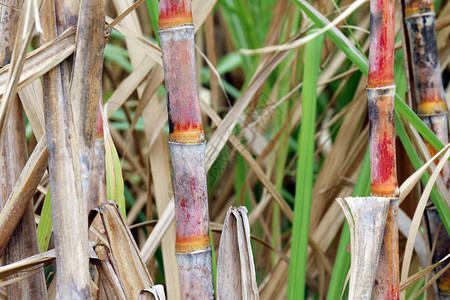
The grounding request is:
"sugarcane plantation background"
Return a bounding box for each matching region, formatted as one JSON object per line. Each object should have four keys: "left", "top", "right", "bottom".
{"left": 0, "top": 0, "right": 449, "bottom": 299}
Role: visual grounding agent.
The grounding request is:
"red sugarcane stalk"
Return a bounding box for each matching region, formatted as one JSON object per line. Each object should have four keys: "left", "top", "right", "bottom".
{"left": 404, "top": 0, "right": 450, "bottom": 297}
{"left": 368, "top": 0, "right": 400, "bottom": 298}
{"left": 158, "top": 1, "right": 214, "bottom": 299}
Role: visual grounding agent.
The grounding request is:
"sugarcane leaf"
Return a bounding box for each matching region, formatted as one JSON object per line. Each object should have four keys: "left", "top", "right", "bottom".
{"left": 95, "top": 202, "right": 154, "bottom": 299}
{"left": 217, "top": 206, "right": 259, "bottom": 300}
{"left": 0, "top": 27, "right": 76, "bottom": 97}
{"left": 101, "top": 106, "right": 126, "bottom": 217}
{"left": 37, "top": 188, "right": 52, "bottom": 253}
{"left": 92, "top": 244, "right": 127, "bottom": 300}
{"left": 287, "top": 29, "right": 324, "bottom": 300}
{"left": 138, "top": 285, "right": 167, "bottom": 300}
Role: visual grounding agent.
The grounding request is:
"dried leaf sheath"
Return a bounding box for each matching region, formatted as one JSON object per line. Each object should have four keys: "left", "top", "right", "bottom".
{"left": 336, "top": 197, "right": 390, "bottom": 300}
{"left": 0, "top": 0, "right": 46, "bottom": 298}
{"left": 367, "top": 0, "right": 399, "bottom": 298}
{"left": 159, "top": 0, "right": 214, "bottom": 298}
{"left": 217, "top": 207, "right": 259, "bottom": 300}
{"left": 40, "top": 0, "right": 91, "bottom": 297}
{"left": 70, "top": 0, "right": 105, "bottom": 203}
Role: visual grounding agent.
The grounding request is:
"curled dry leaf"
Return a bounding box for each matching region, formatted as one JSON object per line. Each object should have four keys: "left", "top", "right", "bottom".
{"left": 138, "top": 286, "right": 166, "bottom": 300}
{"left": 217, "top": 206, "right": 259, "bottom": 300}
{"left": 92, "top": 243, "right": 127, "bottom": 300}
{"left": 93, "top": 202, "right": 160, "bottom": 300}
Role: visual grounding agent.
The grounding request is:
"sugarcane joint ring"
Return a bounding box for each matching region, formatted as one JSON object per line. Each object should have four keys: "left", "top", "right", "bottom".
{"left": 158, "top": 24, "right": 194, "bottom": 34}
{"left": 417, "top": 111, "right": 448, "bottom": 118}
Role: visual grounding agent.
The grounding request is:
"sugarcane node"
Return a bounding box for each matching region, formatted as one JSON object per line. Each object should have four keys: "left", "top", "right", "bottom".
{"left": 158, "top": 0, "right": 193, "bottom": 30}
{"left": 404, "top": 0, "right": 435, "bottom": 17}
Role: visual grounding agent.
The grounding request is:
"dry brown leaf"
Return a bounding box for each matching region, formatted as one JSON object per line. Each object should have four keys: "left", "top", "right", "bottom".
{"left": 0, "top": 250, "right": 55, "bottom": 280}
{"left": 138, "top": 286, "right": 166, "bottom": 300}
{"left": 92, "top": 243, "right": 127, "bottom": 300}
{"left": 0, "top": 27, "right": 76, "bottom": 97}
{"left": 217, "top": 206, "right": 259, "bottom": 300}
{"left": 95, "top": 202, "right": 154, "bottom": 299}
{"left": 0, "top": 0, "right": 40, "bottom": 141}
{"left": 17, "top": 80, "right": 45, "bottom": 139}
{"left": 336, "top": 196, "right": 391, "bottom": 300}
{"left": 0, "top": 137, "right": 47, "bottom": 255}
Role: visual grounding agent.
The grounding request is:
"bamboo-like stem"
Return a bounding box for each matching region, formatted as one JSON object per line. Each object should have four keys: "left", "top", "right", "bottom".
{"left": 367, "top": 0, "right": 400, "bottom": 298}
{"left": 337, "top": 197, "right": 391, "bottom": 299}
{"left": 158, "top": 1, "right": 214, "bottom": 299}
{"left": 0, "top": 1, "right": 46, "bottom": 298}
{"left": 40, "top": 0, "right": 91, "bottom": 297}
{"left": 70, "top": 0, "right": 105, "bottom": 204}
{"left": 403, "top": 0, "right": 450, "bottom": 297}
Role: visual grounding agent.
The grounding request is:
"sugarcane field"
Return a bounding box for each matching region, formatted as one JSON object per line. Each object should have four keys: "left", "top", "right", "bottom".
{"left": 1, "top": 0, "right": 450, "bottom": 299}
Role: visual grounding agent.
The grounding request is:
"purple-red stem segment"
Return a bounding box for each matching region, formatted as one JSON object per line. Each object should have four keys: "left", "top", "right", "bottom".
{"left": 368, "top": 0, "right": 400, "bottom": 298}
{"left": 159, "top": 1, "right": 214, "bottom": 299}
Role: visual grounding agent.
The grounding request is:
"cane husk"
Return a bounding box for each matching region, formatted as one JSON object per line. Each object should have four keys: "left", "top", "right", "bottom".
{"left": 336, "top": 196, "right": 392, "bottom": 299}
{"left": 217, "top": 206, "right": 259, "bottom": 300}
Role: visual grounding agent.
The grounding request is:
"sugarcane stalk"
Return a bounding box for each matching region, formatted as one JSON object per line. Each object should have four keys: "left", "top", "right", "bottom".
{"left": 158, "top": 1, "right": 214, "bottom": 299}
{"left": 403, "top": 0, "right": 450, "bottom": 297}
{"left": 70, "top": 0, "right": 105, "bottom": 205}
{"left": 40, "top": 0, "right": 91, "bottom": 297}
{"left": 367, "top": 0, "right": 400, "bottom": 298}
{"left": 0, "top": 1, "right": 46, "bottom": 298}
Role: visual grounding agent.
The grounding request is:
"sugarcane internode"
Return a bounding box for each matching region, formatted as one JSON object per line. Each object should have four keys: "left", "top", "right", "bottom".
{"left": 404, "top": 0, "right": 450, "bottom": 296}
{"left": 159, "top": 0, "right": 215, "bottom": 299}
{"left": 367, "top": 0, "right": 400, "bottom": 298}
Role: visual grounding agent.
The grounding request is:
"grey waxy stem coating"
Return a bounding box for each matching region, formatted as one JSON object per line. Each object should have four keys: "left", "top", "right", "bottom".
{"left": 169, "top": 141, "right": 215, "bottom": 299}
{"left": 176, "top": 248, "right": 215, "bottom": 300}
{"left": 336, "top": 196, "right": 395, "bottom": 299}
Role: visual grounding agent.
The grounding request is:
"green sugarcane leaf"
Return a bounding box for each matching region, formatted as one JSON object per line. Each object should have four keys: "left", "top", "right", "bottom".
{"left": 37, "top": 188, "right": 53, "bottom": 252}
{"left": 102, "top": 107, "right": 126, "bottom": 218}
{"left": 287, "top": 29, "right": 324, "bottom": 300}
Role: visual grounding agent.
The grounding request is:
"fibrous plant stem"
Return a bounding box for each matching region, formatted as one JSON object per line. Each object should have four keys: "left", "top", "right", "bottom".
{"left": 404, "top": 0, "right": 450, "bottom": 297}
{"left": 368, "top": 0, "right": 400, "bottom": 298}
{"left": 158, "top": 0, "right": 215, "bottom": 299}
{"left": 70, "top": 0, "right": 105, "bottom": 207}
{"left": 40, "top": 0, "right": 91, "bottom": 297}
{"left": 0, "top": 1, "right": 46, "bottom": 298}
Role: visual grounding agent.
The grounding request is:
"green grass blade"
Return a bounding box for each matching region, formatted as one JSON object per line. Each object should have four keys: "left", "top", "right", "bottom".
{"left": 326, "top": 148, "right": 371, "bottom": 299}
{"left": 146, "top": 0, "right": 160, "bottom": 44}
{"left": 287, "top": 30, "right": 324, "bottom": 300}
{"left": 37, "top": 188, "right": 53, "bottom": 252}
{"left": 102, "top": 109, "right": 126, "bottom": 217}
